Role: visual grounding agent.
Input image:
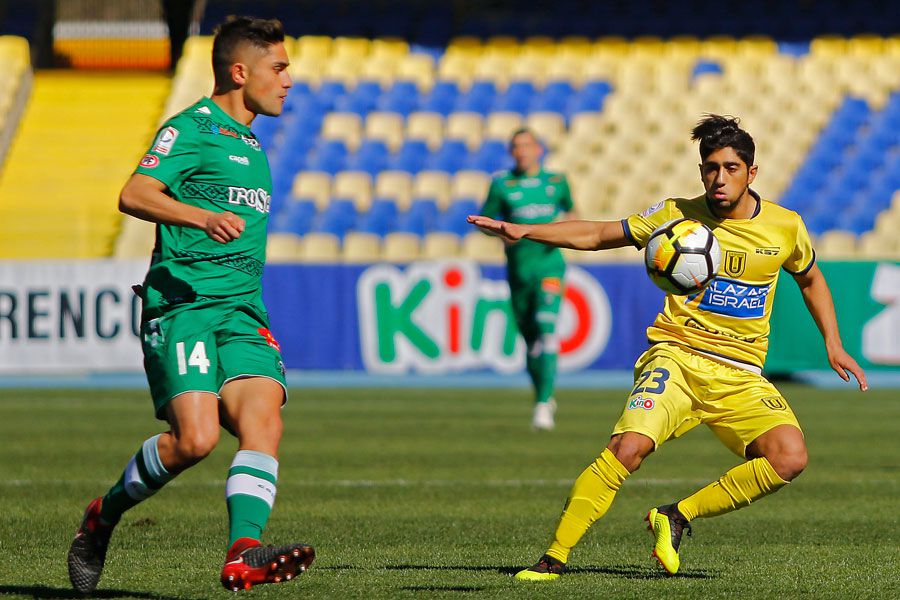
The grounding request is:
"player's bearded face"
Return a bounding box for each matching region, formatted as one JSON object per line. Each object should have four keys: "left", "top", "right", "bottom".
{"left": 700, "top": 147, "right": 756, "bottom": 211}
{"left": 243, "top": 42, "right": 292, "bottom": 117}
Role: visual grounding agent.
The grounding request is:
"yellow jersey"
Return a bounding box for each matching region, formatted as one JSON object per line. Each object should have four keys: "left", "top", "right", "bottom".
{"left": 623, "top": 191, "right": 815, "bottom": 371}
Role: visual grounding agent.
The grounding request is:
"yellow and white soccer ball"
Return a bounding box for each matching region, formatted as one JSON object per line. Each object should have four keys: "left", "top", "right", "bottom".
{"left": 644, "top": 218, "right": 721, "bottom": 295}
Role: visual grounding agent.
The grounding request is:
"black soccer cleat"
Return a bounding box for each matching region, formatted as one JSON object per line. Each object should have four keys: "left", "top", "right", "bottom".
{"left": 68, "top": 497, "right": 115, "bottom": 594}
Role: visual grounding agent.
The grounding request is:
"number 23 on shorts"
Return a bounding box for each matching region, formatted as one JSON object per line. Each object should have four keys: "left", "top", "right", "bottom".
{"left": 631, "top": 367, "right": 670, "bottom": 395}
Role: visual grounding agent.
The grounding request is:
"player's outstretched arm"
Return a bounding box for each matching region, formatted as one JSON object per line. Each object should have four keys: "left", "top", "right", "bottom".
{"left": 466, "top": 215, "right": 631, "bottom": 251}
{"left": 792, "top": 263, "right": 868, "bottom": 391}
{"left": 119, "top": 173, "right": 245, "bottom": 243}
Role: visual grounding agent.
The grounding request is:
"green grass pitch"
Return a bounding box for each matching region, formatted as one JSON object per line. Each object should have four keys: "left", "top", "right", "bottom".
{"left": 0, "top": 384, "right": 897, "bottom": 599}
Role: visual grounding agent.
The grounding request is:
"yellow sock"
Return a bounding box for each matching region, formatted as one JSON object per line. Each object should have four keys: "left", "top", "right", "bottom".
{"left": 546, "top": 448, "right": 630, "bottom": 563}
{"left": 677, "top": 457, "right": 789, "bottom": 521}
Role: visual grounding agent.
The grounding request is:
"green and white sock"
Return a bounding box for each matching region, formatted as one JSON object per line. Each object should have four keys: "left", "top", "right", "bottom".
{"left": 100, "top": 434, "right": 173, "bottom": 525}
{"left": 226, "top": 450, "right": 278, "bottom": 545}
{"left": 527, "top": 332, "right": 558, "bottom": 404}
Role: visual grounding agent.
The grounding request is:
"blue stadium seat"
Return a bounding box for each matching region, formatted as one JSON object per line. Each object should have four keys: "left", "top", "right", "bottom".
{"left": 272, "top": 199, "right": 317, "bottom": 235}
{"left": 691, "top": 60, "right": 724, "bottom": 78}
{"left": 391, "top": 139, "right": 430, "bottom": 173}
{"left": 305, "top": 140, "right": 348, "bottom": 174}
{"left": 466, "top": 140, "right": 509, "bottom": 172}
{"left": 359, "top": 198, "right": 400, "bottom": 236}
{"left": 314, "top": 198, "right": 357, "bottom": 238}
{"left": 436, "top": 199, "right": 479, "bottom": 236}
{"left": 316, "top": 80, "right": 348, "bottom": 110}
{"left": 397, "top": 198, "right": 440, "bottom": 236}
{"left": 377, "top": 80, "right": 420, "bottom": 115}
{"left": 456, "top": 80, "right": 497, "bottom": 116}
{"left": 427, "top": 139, "right": 468, "bottom": 173}
{"left": 346, "top": 139, "right": 391, "bottom": 176}
{"left": 493, "top": 81, "right": 535, "bottom": 115}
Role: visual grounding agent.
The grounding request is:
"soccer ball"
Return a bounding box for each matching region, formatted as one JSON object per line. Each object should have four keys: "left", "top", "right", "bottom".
{"left": 644, "top": 218, "right": 721, "bottom": 295}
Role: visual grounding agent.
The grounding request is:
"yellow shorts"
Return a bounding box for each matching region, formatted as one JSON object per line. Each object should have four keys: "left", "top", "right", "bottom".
{"left": 612, "top": 343, "right": 801, "bottom": 457}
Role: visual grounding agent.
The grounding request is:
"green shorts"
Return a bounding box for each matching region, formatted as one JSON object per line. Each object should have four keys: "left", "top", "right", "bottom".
{"left": 141, "top": 298, "right": 288, "bottom": 420}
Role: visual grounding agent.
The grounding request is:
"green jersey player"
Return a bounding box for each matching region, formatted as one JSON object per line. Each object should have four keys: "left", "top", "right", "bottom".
{"left": 481, "top": 129, "right": 576, "bottom": 430}
{"left": 67, "top": 16, "right": 314, "bottom": 593}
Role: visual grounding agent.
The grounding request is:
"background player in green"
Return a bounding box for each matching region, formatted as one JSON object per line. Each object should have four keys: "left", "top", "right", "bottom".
{"left": 67, "top": 16, "right": 314, "bottom": 593}
{"left": 481, "top": 128, "right": 576, "bottom": 430}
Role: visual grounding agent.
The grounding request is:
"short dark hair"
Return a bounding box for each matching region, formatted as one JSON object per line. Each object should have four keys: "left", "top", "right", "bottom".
{"left": 691, "top": 114, "right": 755, "bottom": 166}
{"left": 509, "top": 127, "right": 539, "bottom": 146}
{"left": 212, "top": 16, "right": 285, "bottom": 88}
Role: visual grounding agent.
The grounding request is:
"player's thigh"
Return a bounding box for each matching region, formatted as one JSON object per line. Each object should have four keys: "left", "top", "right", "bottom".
{"left": 219, "top": 376, "right": 285, "bottom": 454}
{"left": 611, "top": 345, "right": 701, "bottom": 450}
{"left": 142, "top": 310, "right": 221, "bottom": 420}
{"left": 703, "top": 368, "right": 802, "bottom": 458}
{"left": 509, "top": 279, "right": 539, "bottom": 341}
{"left": 216, "top": 308, "right": 287, "bottom": 408}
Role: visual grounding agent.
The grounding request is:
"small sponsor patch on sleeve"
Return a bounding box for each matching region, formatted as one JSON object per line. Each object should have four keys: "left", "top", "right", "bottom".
{"left": 139, "top": 153, "right": 159, "bottom": 168}
{"left": 153, "top": 126, "right": 179, "bottom": 155}
{"left": 640, "top": 201, "right": 665, "bottom": 218}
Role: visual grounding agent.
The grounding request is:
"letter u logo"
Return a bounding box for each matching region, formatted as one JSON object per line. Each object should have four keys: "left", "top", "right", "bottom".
{"left": 724, "top": 251, "right": 747, "bottom": 277}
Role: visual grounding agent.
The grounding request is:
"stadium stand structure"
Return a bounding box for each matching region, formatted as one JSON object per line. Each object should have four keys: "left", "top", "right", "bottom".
{"left": 2, "top": 1, "right": 899, "bottom": 261}
{"left": 110, "top": 29, "right": 900, "bottom": 262}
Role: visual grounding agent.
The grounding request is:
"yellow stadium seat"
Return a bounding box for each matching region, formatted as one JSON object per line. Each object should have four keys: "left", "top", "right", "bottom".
{"left": 396, "top": 54, "right": 435, "bottom": 91}
{"left": 300, "top": 232, "right": 341, "bottom": 262}
{"left": 475, "top": 56, "right": 513, "bottom": 88}
{"left": 365, "top": 111, "right": 404, "bottom": 152}
{"left": 817, "top": 230, "right": 858, "bottom": 259}
{"left": 267, "top": 232, "right": 304, "bottom": 262}
{"left": 437, "top": 55, "right": 476, "bottom": 89}
{"left": 359, "top": 58, "right": 396, "bottom": 87}
{"left": 332, "top": 171, "right": 373, "bottom": 211}
{"left": 371, "top": 38, "right": 409, "bottom": 59}
{"left": 294, "top": 36, "right": 332, "bottom": 60}
{"left": 445, "top": 111, "right": 483, "bottom": 151}
{"left": 289, "top": 57, "right": 323, "bottom": 85}
{"left": 593, "top": 36, "right": 630, "bottom": 57}
{"left": 526, "top": 112, "right": 566, "bottom": 151}
{"left": 412, "top": 171, "right": 451, "bottom": 209}
{"left": 113, "top": 217, "right": 155, "bottom": 258}
{"left": 484, "top": 35, "right": 520, "bottom": 57}
{"left": 382, "top": 232, "right": 421, "bottom": 262}
{"left": 342, "top": 231, "right": 382, "bottom": 263}
{"left": 374, "top": 170, "right": 414, "bottom": 209}
{"left": 484, "top": 112, "right": 523, "bottom": 141}
{"left": 810, "top": 35, "right": 847, "bottom": 57}
{"left": 332, "top": 37, "right": 371, "bottom": 59}
{"left": 546, "top": 57, "right": 584, "bottom": 85}
{"left": 422, "top": 232, "right": 461, "bottom": 259}
{"left": 291, "top": 172, "right": 332, "bottom": 209}
{"left": 857, "top": 231, "right": 897, "bottom": 259}
{"left": 461, "top": 231, "right": 505, "bottom": 263}
{"left": 558, "top": 36, "right": 593, "bottom": 57}
{"left": 406, "top": 111, "right": 445, "bottom": 151}
{"left": 321, "top": 112, "right": 362, "bottom": 151}
{"left": 447, "top": 36, "right": 482, "bottom": 56}
{"left": 510, "top": 55, "right": 551, "bottom": 85}
{"left": 451, "top": 170, "right": 491, "bottom": 202}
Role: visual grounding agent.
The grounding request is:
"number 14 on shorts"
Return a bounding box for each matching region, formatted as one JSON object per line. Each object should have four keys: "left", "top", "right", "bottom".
{"left": 176, "top": 341, "right": 211, "bottom": 374}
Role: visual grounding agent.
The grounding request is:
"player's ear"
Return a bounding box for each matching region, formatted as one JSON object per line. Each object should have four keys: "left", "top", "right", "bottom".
{"left": 230, "top": 62, "right": 248, "bottom": 86}
{"left": 747, "top": 164, "right": 758, "bottom": 184}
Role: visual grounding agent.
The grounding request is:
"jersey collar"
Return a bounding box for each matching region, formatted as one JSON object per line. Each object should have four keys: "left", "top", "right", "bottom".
{"left": 200, "top": 97, "right": 252, "bottom": 135}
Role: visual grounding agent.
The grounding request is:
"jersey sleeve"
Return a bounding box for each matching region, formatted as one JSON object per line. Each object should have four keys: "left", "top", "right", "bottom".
{"left": 480, "top": 178, "right": 504, "bottom": 219}
{"left": 783, "top": 214, "right": 816, "bottom": 275}
{"left": 557, "top": 175, "right": 574, "bottom": 212}
{"left": 134, "top": 119, "right": 200, "bottom": 190}
{"left": 622, "top": 199, "right": 677, "bottom": 249}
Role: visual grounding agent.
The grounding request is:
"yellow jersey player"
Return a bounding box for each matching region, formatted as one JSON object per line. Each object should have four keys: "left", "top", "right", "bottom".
{"left": 468, "top": 114, "right": 868, "bottom": 580}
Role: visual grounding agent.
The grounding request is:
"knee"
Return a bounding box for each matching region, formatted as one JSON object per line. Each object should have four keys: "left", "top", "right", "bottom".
{"left": 767, "top": 447, "right": 808, "bottom": 481}
{"left": 173, "top": 426, "right": 220, "bottom": 464}
{"left": 608, "top": 433, "right": 654, "bottom": 473}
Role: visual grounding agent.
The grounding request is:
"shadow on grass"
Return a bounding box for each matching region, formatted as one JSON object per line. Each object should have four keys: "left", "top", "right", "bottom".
{"left": 382, "top": 564, "right": 715, "bottom": 580}
{"left": 0, "top": 585, "right": 200, "bottom": 600}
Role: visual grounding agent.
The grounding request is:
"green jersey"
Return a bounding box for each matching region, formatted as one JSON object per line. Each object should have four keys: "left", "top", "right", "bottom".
{"left": 481, "top": 168, "right": 573, "bottom": 279}
{"left": 134, "top": 97, "right": 272, "bottom": 315}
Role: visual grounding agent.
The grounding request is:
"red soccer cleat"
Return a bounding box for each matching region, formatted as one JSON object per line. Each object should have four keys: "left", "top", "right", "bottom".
{"left": 220, "top": 537, "right": 315, "bottom": 591}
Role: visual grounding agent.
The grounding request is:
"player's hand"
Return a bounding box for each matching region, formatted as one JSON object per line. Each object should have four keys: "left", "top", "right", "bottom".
{"left": 467, "top": 215, "right": 528, "bottom": 242}
{"left": 205, "top": 211, "right": 245, "bottom": 243}
{"left": 827, "top": 345, "right": 868, "bottom": 391}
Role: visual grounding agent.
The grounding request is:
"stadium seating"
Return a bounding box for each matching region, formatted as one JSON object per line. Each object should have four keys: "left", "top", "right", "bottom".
{"left": 6, "top": 7, "right": 900, "bottom": 262}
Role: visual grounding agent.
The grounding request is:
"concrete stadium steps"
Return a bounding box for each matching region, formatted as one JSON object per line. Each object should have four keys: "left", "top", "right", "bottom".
{"left": 0, "top": 71, "right": 169, "bottom": 258}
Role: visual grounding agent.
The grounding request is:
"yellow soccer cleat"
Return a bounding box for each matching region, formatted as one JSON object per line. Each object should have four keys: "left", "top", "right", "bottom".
{"left": 514, "top": 554, "right": 566, "bottom": 581}
{"left": 646, "top": 504, "right": 692, "bottom": 575}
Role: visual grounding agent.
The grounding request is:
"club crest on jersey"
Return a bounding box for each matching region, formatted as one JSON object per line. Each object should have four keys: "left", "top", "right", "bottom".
{"left": 241, "top": 134, "right": 261, "bottom": 151}
{"left": 153, "top": 126, "right": 179, "bottom": 155}
{"left": 723, "top": 250, "right": 747, "bottom": 277}
{"left": 760, "top": 396, "right": 787, "bottom": 411}
{"left": 139, "top": 153, "right": 159, "bottom": 168}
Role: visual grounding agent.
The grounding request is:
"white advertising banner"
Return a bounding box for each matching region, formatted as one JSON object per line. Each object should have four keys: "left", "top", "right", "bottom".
{"left": 0, "top": 260, "right": 147, "bottom": 373}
